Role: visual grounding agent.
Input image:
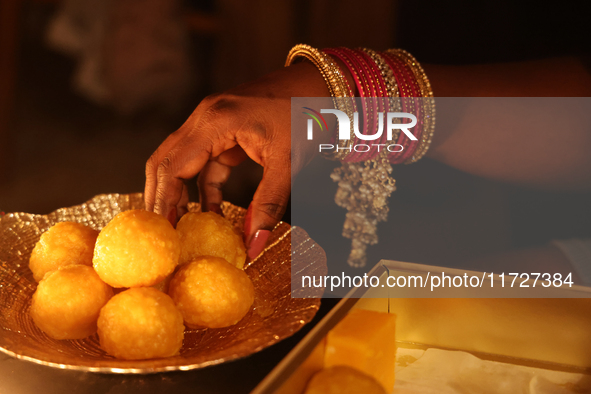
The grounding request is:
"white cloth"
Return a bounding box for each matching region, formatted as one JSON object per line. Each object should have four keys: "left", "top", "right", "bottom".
{"left": 395, "top": 348, "right": 590, "bottom": 394}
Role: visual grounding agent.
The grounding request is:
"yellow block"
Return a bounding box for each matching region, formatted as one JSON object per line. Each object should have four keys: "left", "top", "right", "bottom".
{"left": 324, "top": 308, "right": 397, "bottom": 392}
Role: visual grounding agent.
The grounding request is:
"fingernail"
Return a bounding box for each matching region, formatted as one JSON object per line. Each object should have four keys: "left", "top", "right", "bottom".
{"left": 208, "top": 203, "right": 223, "bottom": 216}
{"left": 247, "top": 230, "right": 270, "bottom": 259}
{"left": 167, "top": 207, "right": 177, "bottom": 227}
{"left": 243, "top": 203, "right": 253, "bottom": 243}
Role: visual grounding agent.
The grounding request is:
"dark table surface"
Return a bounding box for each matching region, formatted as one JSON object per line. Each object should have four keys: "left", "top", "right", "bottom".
{"left": 0, "top": 299, "right": 339, "bottom": 394}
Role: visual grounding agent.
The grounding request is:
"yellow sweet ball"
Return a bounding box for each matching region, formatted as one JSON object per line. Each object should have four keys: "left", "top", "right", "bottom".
{"left": 97, "top": 287, "right": 184, "bottom": 360}
{"left": 304, "top": 366, "right": 387, "bottom": 394}
{"left": 176, "top": 211, "right": 246, "bottom": 269}
{"left": 168, "top": 256, "right": 254, "bottom": 328}
{"left": 29, "top": 221, "right": 99, "bottom": 282}
{"left": 93, "top": 209, "right": 180, "bottom": 288}
{"left": 30, "top": 265, "right": 114, "bottom": 340}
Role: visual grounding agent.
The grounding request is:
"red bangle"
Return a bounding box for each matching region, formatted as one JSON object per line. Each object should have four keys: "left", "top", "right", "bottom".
{"left": 380, "top": 51, "right": 423, "bottom": 163}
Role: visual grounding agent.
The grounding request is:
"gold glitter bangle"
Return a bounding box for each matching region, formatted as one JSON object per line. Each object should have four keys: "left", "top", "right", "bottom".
{"left": 286, "top": 44, "right": 355, "bottom": 160}
{"left": 286, "top": 44, "right": 352, "bottom": 98}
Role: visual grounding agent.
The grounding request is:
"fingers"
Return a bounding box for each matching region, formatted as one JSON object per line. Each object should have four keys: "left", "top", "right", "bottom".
{"left": 146, "top": 101, "right": 240, "bottom": 223}
{"left": 145, "top": 91, "right": 293, "bottom": 259}
{"left": 244, "top": 154, "right": 291, "bottom": 259}
{"left": 198, "top": 146, "right": 248, "bottom": 215}
{"left": 145, "top": 116, "right": 201, "bottom": 212}
{"left": 198, "top": 161, "right": 230, "bottom": 215}
{"left": 145, "top": 132, "right": 184, "bottom": 212}
{"left": 152, "top": 142, "right": 213, "bottom": 222}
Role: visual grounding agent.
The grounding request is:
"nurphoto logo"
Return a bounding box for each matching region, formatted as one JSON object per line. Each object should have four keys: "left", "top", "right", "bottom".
{"left": 303, "top": 107, "right": 417, "bottom": 153}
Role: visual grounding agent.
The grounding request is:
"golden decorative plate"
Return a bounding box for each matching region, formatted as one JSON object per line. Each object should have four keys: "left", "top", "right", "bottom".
{"left": 0, "top": 193, "right": 326, "bottom": 373}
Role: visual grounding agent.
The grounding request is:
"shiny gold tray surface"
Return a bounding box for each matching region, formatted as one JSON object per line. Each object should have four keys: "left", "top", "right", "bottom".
{"left": 0, "top": 193, "right": 326, "bottom": 373}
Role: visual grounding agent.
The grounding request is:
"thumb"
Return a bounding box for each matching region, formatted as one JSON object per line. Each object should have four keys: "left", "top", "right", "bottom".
{"left": 244, "top": 158, "right": 291, "bottom": 259}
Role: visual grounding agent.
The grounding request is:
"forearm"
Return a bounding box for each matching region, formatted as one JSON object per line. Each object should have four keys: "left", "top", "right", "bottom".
{"left": 424, "top": 57, "right": 591, "bottom": 190}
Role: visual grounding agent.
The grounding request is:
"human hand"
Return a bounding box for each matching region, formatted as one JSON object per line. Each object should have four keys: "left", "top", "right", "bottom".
{"left": 144, "top": 61, "right": 333, "bottom": 259}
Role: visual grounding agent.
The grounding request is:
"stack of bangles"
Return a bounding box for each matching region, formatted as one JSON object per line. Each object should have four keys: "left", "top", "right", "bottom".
{"left": 285, "top": 44, "right": 435, "bottom": 164}
{"left": 285, "top": 44, "right": 435, "bottom": 268}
